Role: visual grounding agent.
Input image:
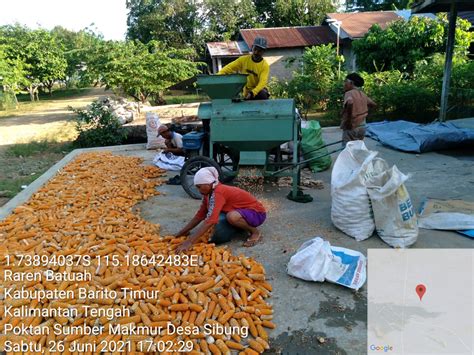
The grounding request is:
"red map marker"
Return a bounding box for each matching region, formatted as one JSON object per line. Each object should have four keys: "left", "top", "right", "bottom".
{"left": 416, "top": 284, "right": 426, "bottom": 301}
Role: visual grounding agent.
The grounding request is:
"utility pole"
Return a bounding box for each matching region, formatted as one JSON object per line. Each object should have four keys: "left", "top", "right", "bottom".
{"left": 439, "top": 1, "right": 457, "bottom": 122}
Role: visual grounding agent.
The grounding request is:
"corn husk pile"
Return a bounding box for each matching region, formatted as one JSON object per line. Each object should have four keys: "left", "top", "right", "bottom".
{"left": 274, "top": 170, "right": 324, "bottom": 190}
{"left": 235, "top": 168, "right": 265, "bottom": 196}
{"left": 0, "top": 152, "right": 274, "bottom": 354}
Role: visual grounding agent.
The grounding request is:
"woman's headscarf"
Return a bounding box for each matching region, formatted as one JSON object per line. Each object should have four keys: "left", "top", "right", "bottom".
{"left": 194, "top": 167, "right": 220, "bottom": 220}
{"left": 194, "top": 167, "right": 219, "bottom": 188}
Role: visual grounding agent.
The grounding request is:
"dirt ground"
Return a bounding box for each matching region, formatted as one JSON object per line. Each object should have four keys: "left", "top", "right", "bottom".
{"left": 0, "top": 88, "right": 111, "bottom": 206}
{"left": 0, "top": 90, "right": 197, "bottom": 207}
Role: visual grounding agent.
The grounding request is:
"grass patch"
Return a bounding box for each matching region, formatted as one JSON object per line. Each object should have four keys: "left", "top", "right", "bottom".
{"left": 304, "top": 108, "right": 442, "bottom": 127}
{"left": 0, "top": 173, "right": 47, "bottom": 198}
{"left": 16, "top": 87, "right": 92, "bottom": 103}
{"left": 0, "top": 101, "right": 39, "bottom": 118}
{"left": 0, "top": 87, "right": 97, "bottom": 119}
{"left": 162, "top": 93, "right": 209, "bottom": 105}
{"left": 5, "top": 140, "right": 73, "bottom": 158}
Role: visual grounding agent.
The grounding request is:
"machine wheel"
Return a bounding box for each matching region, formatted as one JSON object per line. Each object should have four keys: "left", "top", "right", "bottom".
{"left": 213, "top": 144, "right": 239, "bottom": 182}
{"left": 180, "top": 156, "right": 224, "bottom": 199}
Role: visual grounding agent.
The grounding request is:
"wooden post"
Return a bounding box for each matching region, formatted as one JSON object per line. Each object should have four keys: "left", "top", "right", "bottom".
{"left": 439, "top": 0, "right": 458, "bottom": 122}
{"left": 212, "top": 57, "right": 217, "bottom": 74}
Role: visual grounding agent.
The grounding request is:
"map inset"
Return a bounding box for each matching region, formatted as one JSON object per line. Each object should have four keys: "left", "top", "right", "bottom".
{"left": 368, "top": 249, "right": 473, "bottom": 354}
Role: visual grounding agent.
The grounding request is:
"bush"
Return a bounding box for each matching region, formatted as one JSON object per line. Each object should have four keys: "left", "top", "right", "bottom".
{"left": 71, "top": 100, "right": 127, "bottom": 148}
{"left": 353, "top": 16, "right": 472, "bottom": 73}
{"left": 270, "top": 44, "right": 341, "bottom": 118}
{"left": 0, "top": 90, "right": 17, "bottom": 110}
{"left": 273, "top": 49, "right": 472, "bottom": 123}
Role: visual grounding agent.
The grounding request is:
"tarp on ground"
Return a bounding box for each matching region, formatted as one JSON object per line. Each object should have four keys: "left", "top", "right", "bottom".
{"left": 418, "top": 198, "right": 474, "bottom": 232}
{"left": 365, "top": 120, "right": 474, "bottom": 153}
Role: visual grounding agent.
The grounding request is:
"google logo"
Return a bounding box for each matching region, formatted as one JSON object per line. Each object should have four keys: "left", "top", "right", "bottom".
{"left": 369, "top": 344, "right": 394, "bottom": 352}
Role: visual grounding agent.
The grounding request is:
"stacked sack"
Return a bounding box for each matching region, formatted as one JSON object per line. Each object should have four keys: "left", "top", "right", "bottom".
{"left": 331, "top": 141, "right": 418, "bottom": 248}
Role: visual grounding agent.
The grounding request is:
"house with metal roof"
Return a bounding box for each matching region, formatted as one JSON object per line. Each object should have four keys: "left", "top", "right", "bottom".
{"left": 206, "top": 11, "right": 406, "bottom": 80}
{"left": 324, "top": 9, "right": 473, "bottom": 72}
{"left": 207, "top": 9, "right": 464, "bottom": 80}
{"left": 323, "top": 11, "right": 403, "bottom": 71}
{"left": 206, "top": 26, "right": 336, "bottom": 80}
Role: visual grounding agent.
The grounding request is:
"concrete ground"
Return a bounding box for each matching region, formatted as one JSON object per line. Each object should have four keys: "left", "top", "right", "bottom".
{"left": 1, "top": 119, "right": 472, "bottom": 355}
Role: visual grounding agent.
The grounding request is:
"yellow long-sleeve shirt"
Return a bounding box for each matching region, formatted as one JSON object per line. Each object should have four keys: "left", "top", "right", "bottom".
{"left": 218, "top": 55, "right": 270, "bottom": 97}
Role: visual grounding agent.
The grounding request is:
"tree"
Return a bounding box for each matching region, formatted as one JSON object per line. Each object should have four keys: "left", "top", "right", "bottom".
{"left": 277, "top": 44, "right": 339, "bottom": 117}
{"left": 52, "top": 26, "right": 104, "bottom": 88}
{"left": 268, "top": 0, "right": 335, "bottom": 27}
{"left": 30, "top": 29, "right": 68, "bottom": 95}
{"left": 126, "top": 0, "right": 337, "bottom": 54}
{"left": 345, "top": 0, "right": 414, "bottom": 12}
{"left": 353, "top": 15, "right": 473, "bottom": 73}
{"left": 254, "top": 0, "right": 274, "bottom": 24}
{"left": 126, "top": 0, "right": 202, "bottom": 47}
{"left": 100, "top": 40, "right": 203, "bottom": 103}
{"left": 0, "top": 25, "right": 67, "bottom": 100}
{"left": 0, "top": 46, "right": 28, "bottom": 107}
{"left": 202, "top": 0, "right": 258, "bottom": 40}
{"left": 126, "top": 0, "right": 258, "bottom": 54}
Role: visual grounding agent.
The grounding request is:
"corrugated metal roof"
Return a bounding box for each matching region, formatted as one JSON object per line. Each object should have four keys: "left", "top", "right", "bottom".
{"left": 326, "top": 11, "right": 402, "bottom": 39}
{"left": 206, "top": 41, "right": 247, "bottom": 57}
{"left": 240, "top": 26, "right": 336, "bottom": 49}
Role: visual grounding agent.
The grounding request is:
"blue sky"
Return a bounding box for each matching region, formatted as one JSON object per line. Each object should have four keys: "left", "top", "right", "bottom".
{"left": 0, "top": 0, "right": 128, "bottom": 40}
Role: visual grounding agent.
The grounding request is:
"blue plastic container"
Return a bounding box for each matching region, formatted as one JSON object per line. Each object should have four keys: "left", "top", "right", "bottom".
{"left": 182, "top": 131, "right": 205, "bottom": 150}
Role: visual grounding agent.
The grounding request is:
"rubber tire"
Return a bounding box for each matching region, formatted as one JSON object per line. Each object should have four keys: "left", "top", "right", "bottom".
{"left": 213, "top": 145, "right": 239, "bottom": 183}
{"left": 180, "top": 156, "right": 224, "bottom": 199}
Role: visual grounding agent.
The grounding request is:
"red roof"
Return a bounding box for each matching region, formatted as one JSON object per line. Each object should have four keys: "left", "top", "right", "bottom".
{"left": 240, "top": 26, "right": 336, "bottom": 49}
{"left": 326, "top": 11, "right": 402, "bottom": 38}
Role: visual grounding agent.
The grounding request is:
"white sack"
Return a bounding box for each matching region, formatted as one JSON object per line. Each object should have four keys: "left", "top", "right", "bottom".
{"left": 146, "top": 112, "right": 166, "bottom": 150}
{"left": 287, "top": 237, "right": 366, "bottom": 290}
{"left": 366, "top": 165, "right": 418, "bottom": 248}
{"left": 153, "top": 152, "right": 185, "bottom": 171}
{"left": 331, "top": 141, "right": 377, "bottom": 241}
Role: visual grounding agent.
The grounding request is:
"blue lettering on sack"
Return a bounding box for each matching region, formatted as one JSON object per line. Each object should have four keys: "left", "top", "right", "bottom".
{"left": 399, "top": 199, "right": 415, "bottom": 221}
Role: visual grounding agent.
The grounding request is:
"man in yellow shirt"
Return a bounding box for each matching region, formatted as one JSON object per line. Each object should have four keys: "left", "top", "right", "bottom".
{"left": 218, "top": 37, "right": 270, "bottom": 100}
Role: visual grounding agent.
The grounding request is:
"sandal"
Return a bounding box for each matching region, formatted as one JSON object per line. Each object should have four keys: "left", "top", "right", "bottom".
{"left": 166, "top": 175, "right": 181, "bottom": 185}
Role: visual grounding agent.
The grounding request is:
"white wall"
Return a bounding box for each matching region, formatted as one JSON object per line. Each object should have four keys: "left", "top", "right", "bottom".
{"left": 265, "top": 48, "right": 304, "bottom": 81}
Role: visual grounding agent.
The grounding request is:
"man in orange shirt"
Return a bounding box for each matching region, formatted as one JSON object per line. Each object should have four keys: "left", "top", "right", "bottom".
{"left": 341, "top": 73, "right": 376, "bottom": 147}
{"left": 175, "top": 167, "right": 266, "bottom": 252}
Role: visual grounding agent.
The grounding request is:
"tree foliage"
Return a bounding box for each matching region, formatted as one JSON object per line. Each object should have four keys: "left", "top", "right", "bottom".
{"left": 346, "top": 0, "right": 414, "bottom": 12}
{"left": 1, "top": 22, "right": 205, "bottom": 108}
{"left": 51, "top": 26, "right": 104, "bottom": 87}
{"left": 126, "top": 0, "right": 258, "bottom": 48}
{"left": 353, "top": 15, "right": 473, "bottom": 73}
{"left": 268, "top": 0, "right": 335, "bottom": 27}
{"left": 126, "top": 0, "right": 202, "bottom": 47}
{"left": 98, "top": 40, "right": 203, "bottom": 103}
{"left": 270, "top": 44, "right": 339, "bottom": 117}
{"left": 0, "top": 24, "right": 67, "bottom": 100}
{"left": 126, "top": 0, "right": 336, "bottom": 52}
{"left": 0, "top": 45, "right": 29, "bottom": 99}
{"left": 202, "top": 0, "right": 258, "bottom": 41}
